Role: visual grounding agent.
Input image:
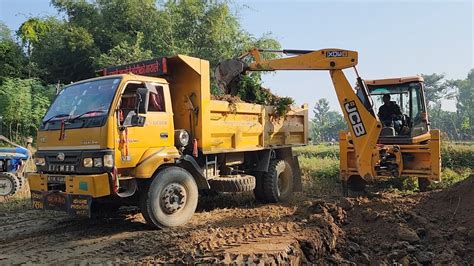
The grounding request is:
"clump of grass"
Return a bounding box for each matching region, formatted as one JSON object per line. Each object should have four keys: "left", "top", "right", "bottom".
{"left": 0, "top": 182, "right": 31, "bottom": 212}
{"left": 431, "top": 167, "right": 471, "bottom": 189}
{"left": 294, "top": 145, "right": 339, "bottom": 159}
{"left": 298, "top": 156, "right": 340, "bottom": 196}
{"left": 441, "top": 144, "right": 474, "bottom": 169}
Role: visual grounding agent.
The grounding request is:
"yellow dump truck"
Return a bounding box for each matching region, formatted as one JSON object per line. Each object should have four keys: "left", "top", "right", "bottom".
{"left": 27, "top": 55, "right": 308, "bottom": 228}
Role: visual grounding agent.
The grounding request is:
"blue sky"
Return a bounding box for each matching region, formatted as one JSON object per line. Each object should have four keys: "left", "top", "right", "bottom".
{"left": 1, "top": 0, "right": 472, "bottom": 113}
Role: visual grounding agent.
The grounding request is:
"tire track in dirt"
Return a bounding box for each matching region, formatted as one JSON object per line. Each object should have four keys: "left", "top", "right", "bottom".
{"left": 0, "top": 194, "right": 346, "bottom": 264}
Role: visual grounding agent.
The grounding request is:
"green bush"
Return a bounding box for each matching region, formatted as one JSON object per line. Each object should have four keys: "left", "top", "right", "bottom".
{"left": 295, "top": 142, "right": 473, "bottom": 194}
{"left": 294, "top": 145, "right": 339, "bottom": 159}
{"left": 431, "top": 168, "right": 471, "bottom": 189}
{"left": 298, "top": 156, "right": 340, "bottom": 196}
{"left": 441, "top": 144, "right": 474, "bottom": 169}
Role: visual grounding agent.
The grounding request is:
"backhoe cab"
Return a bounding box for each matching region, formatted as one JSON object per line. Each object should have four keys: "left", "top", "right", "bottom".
{"left": 216, "top": 48, "right": 441, "bottom": 194}
{"left": 365, "top": 77, "right": 429, "bottom": 141}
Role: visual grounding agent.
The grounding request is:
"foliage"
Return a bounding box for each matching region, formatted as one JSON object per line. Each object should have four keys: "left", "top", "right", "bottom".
{"left": 96, "top": 32, "right": 152, "bottom": 68}
{"left": 311, "top": 98, "right": 346, "bottom": 143}
{"left": 293, "top": 144, "right": 339, "bottom": 159}
{"left": 234, "top": 75, "right": 294, "bottom": 116}
{"left": 0, "top": 22, "right": 27, "bottom": 79}
{"left": 441, "top": 143, "right": 474, "bottom": 169}
{"left": 422, "top": 71, "right": 473, "bottom": 140}
{"left": 0, "top": 78, "right": 54, "bottom": 142}
{"left": 298, "top": 156, "right": 340, "bottom": 196}
{"left": 295, "top": 144, "right": 472, "bottom": 195}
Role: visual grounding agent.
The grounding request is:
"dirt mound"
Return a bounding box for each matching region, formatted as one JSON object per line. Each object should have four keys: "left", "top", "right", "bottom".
{"left": 420, "top": 174, "right": 474, "bottom": 228}
{"left": 336, "top": 175, "right": 474, "bottom": 264}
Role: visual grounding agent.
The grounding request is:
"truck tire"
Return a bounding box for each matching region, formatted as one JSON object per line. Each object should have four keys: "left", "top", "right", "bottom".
{"left": 0, "top": 172, "right": 20, "bottom": 196}
{"left": 252, "top": 172, "right": 266, "bottom": 202}
{"left": 418, "top": 177, "right": 431, "bottom": 192}
{"left": 261, "top": 159, "right": 294, "bottom": 203}
{"left": 140, "top": 167, "right": 198, "bottom": 228}
{"left": 209, "top": 175, "right": 256, "bottom": 192}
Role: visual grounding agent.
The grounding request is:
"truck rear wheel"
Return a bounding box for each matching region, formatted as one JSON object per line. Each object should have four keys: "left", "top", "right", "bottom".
{"left": 140, "top": 167, "right": 198, "bottom": 228}
{"left": 260, "top": 159, "right": 294, "bottom": 203}
{"left": 0, "top": 172, "right": 20, "bottom": 196}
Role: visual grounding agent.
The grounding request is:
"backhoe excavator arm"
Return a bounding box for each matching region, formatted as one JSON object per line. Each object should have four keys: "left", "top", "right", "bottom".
{"left": 215, "top": 48, "right": 383, "bottom": 179}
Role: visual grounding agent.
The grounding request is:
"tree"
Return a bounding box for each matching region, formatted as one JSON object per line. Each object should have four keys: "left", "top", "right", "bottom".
{"left": 47, "top": 0, "right": 279, "bottom": 85}
{"left": 0, "top": 22, "right": 27, "bottom": 79}
{"left": 30, "top": 18, "right": 100, "bottom": 84}
{"left": 96, "top": 32, "right": 152, "bottom": 68}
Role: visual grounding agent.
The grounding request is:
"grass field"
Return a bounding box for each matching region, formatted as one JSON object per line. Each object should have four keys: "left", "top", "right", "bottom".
{"left": 294, "top": 142, "right": 473, "bottom": 195}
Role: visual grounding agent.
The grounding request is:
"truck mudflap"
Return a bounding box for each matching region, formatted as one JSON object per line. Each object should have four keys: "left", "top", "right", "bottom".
{"left": 31, "top": 190, "right": 92, "bottom": 217}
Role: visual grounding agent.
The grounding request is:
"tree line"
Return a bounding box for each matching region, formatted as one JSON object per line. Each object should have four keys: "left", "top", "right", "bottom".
{"left": 0, "top": 0, "right": 471, "bottom": 144}
{"left": 0, "top": 0, "right": 279, "bottom": 143}
{"left": 310, "top": 70, "right": 473, "bottom": 143}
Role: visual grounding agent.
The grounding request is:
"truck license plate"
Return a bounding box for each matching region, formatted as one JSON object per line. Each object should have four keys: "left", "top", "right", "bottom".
{"left": 47, "top": 175, "right": 65, "bottom": 183}
{"left": 31, "top": 190, "right": 92, "bottom": 217}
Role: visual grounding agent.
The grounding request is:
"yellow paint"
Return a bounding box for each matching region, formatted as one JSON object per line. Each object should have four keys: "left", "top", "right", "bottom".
{"left": 239, "top": 48, "right": 441, "bottom": 183}
{"left": 32, "top": 54, "right": 309, "bottom": 201}
{"left": 27, "top": 173, "right": 110, "bottom": 197}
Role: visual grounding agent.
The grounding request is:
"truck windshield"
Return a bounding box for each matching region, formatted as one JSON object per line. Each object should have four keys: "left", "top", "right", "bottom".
{"left": 43, "top": 78, "right": 121, "bottom": 123}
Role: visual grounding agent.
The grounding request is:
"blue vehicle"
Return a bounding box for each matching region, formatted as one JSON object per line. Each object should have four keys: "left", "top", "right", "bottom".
{"left": 0, "top": 136, "right": 31, "bottom": 196}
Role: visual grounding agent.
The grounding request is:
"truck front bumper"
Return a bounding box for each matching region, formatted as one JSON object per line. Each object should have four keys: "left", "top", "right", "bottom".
{"left": 27, "top": 172, "right": 111, "bottom": 217}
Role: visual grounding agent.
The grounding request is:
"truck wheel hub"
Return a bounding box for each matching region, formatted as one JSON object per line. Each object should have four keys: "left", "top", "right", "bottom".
{"left": 0, "top": 177, "right": 13, "bottom": 196}
{"left": 161, "top": 183, "right": 187, "bottom": 214}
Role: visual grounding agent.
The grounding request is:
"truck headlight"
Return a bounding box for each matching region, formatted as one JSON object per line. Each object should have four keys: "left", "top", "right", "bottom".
{"left": 93, "top": 158, "right": 103, "bottom": 167}
{"left": 175, "top": 130, "right": 190, "bottom": 147}
{"left": 83, "top": 158, "right": 93, "bottom": 168}
{"left": 35, "top": 157, "right": 46, "bottom": 166}
{"left": 103, "top": 154, "right": 114, "bottom": 168}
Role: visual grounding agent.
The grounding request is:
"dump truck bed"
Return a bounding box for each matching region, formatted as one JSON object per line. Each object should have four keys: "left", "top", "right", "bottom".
{"left": 205, "top": 100, "right": 308, "bottom": 154}
{"left": 166, "top": 55, "right": 308, "bottom": 154}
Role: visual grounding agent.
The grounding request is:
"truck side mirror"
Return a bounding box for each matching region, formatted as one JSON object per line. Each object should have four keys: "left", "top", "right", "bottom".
{"left": 121, "top": 110, "right": 146, "bottom": 130}
{"left": 136, "top": 87, "right": 149, "bottom": 114}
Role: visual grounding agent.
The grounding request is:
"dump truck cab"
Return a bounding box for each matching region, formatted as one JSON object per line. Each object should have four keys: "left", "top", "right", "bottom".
{"left": 28, "top": 55, "right": 308, "bottom": 227}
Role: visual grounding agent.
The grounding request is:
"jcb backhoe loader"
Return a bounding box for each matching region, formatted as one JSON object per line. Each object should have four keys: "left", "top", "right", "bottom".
{"left": 215, "top": 48, "right": 441, "bottom": 194}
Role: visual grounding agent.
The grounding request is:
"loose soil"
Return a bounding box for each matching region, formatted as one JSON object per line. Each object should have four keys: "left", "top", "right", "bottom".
{"left": 0, "top": 175, "right": 472, "bottom": 264}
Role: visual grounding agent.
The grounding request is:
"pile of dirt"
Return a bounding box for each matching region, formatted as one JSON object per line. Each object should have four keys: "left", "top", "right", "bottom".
{"left": 335, "top": 174, "right": 474, "bottom": 264}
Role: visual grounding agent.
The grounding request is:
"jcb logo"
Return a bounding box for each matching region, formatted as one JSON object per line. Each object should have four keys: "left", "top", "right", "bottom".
{"left": 326, "top": 51, "right": 348, "bottom": 57}
{"left": 344, "top": 101, "right": 366, "bottom": 137}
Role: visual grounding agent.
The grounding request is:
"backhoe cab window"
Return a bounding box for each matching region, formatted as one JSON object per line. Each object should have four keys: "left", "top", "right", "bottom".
{"left": 369, "top": 82, "right": 428, "bottom": 137}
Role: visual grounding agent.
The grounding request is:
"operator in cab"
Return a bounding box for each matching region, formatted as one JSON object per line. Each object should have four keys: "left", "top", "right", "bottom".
{"left": 378, "top": 94, "right": 402, "bottom": 132}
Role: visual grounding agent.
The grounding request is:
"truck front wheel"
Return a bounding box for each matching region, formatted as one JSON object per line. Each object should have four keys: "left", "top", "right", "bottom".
{"left": 259, "top": 159, "right": 294, "bottom": 203}
{"left": 139, "top": 167, "right": 198, "bottom": 228}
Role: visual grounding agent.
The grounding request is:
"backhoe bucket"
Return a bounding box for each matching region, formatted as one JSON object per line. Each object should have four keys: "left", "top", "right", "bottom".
{"left": 215, "top": 59, "right": 247, "bottom": 95}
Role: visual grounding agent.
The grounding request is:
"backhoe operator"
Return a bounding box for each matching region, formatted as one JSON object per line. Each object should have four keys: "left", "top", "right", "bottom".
{"left": 378, "top": 94, "right": 402, "bottom": 132}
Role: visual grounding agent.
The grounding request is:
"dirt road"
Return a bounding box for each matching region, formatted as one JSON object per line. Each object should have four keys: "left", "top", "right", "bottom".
{"left": 0, "top": 175, "right": 473, "bottom": 264}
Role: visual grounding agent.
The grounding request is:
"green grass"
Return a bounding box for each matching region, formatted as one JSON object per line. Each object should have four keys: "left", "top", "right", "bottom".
{"left": 294, "top": 143, "right": 473, "bottom": 194}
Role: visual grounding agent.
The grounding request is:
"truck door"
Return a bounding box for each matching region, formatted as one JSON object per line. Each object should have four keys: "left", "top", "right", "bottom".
{"left": 115, "top": 81, "right": 173, "bottom": 168}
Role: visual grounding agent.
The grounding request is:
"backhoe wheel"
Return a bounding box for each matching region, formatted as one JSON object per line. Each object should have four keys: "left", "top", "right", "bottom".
{"left": 418, "top": 177, "right": 431, "bottom": 192}
{"left": 261, "top": 159, "right": 294, "bottom": 203}
{"left": 140, "top": 167, "right": 198, "bottom": 228}
{"left": 0, "top": 172, "right": 20, "bottom": 196}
